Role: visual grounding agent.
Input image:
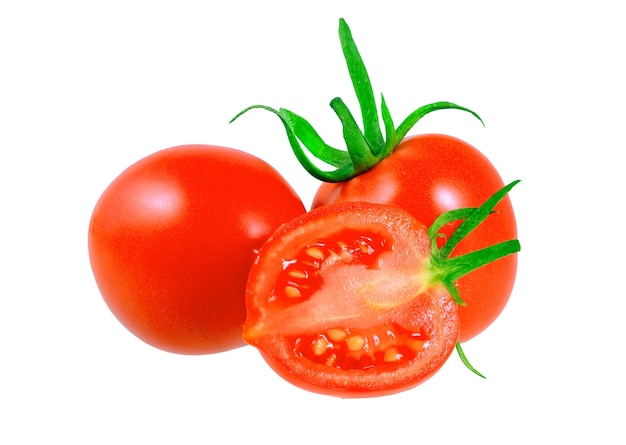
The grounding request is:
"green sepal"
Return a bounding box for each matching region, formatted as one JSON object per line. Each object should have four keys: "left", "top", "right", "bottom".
{"left": 330, "top": 97, "right": 379, "bottom": 172}
{"left": 425, "top": 181, "right": 521, "bottom": 377}
{"left": 427, "top": 180, "right": 521, "bottom": 306}
{"left": 385, "top": 101, "right": 484, "bottom": 159}
{"left": 230, "top": 18, "right": 483, "bottom": 183}
{"left": 456, "top": 342, "right": 486, "bottom": 379}
{"left": 439, "top": 180, "right": 520, "bottom": 259}
{"left": 443, "top": 240, "right": 521, "bottom": 285}
{"left": 338, "top": 18, "right": 384, "bottom": 155}
{"left": 230, "top": 105, "right": 353, "bottom": 181}
{"left": 428, "top": 208, "right": 477, "bottom": 242}
{"left": 380, "top": 94, "right": 396, "bottom": 146}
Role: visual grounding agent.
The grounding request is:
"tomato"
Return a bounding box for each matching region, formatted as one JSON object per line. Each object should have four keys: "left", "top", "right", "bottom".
{"left": 243, "top": 202, "right": 460, "bottom": 398}
{"left": 88, "top": 144, "right": 305, "bottom": 354}
{"left": 313, "top": 134, "right": 517, "bottom": 342}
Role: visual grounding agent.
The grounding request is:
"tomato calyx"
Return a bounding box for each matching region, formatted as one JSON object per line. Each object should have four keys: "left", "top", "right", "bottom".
{"left": 230, "top": 18, "right": 483, "bottom": 183}
{"left": 427, "top": 180, "right": 521, "bottom": 307}
{"left": 425, "top": 179, "right": 521, "bottom": 377}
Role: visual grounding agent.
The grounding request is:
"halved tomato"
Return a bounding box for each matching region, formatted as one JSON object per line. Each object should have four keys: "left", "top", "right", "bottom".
{"left": 243, "top": 202, "right": 460, "bottom": 398}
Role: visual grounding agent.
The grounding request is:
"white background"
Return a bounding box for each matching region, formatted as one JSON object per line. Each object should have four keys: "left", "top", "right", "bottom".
{"left": 2, "top": 1, "right": 624, "bottom": 443}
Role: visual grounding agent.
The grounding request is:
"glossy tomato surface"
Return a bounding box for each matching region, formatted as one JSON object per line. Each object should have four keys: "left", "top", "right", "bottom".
{"left": 243, "top": 202, "right": 459, "bottom": 398}
{"left": 313, "top": 134, "right": 517, "bottom": 342}
{"left": 89, "top": 145, "right": 305, "bottom": 354}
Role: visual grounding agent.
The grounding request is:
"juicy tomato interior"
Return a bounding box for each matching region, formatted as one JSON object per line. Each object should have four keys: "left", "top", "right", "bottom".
{"left": 243, "top": 202, "right": 460, "bottom": 398}
{"left": 272, "top": 228, "right": 392, "bottom": 305}
{"left": 295, "top": 322, "right": 428, "bottom": 371}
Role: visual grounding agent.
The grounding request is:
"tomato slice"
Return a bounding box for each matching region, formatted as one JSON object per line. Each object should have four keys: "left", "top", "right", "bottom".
{"left": 243, "top": 202, "right": 459, "bottom": 398}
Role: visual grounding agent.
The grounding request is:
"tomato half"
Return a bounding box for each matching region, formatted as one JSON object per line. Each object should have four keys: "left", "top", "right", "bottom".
{"left": 312, "top": 134, "right": 517, "bottom": 342}
{"left": 88, "top": 144, "right": 305, "bottom": 354}
{"left": 243, "top": 202, "right": 459, "bottom": 398}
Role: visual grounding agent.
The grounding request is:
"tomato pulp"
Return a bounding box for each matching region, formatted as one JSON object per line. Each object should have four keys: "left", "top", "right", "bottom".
{"left": 89, "top": 144, "right": 305, "bottom": 354}
{"left": 313, "top": 134, "right": 518, "bottom": 342}
{"left": 243, "top": 202, "right": 459, "bottom": 397}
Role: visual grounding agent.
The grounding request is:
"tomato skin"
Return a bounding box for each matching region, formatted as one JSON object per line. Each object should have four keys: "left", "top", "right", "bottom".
{"left": 313, "top": 134, "right": 517, "bottom": 342}
{"left": 88, "top": 144, "right": 305, "bottom": 354}
{"left": 244, "top": 202, "right": 460, "bottom": 398}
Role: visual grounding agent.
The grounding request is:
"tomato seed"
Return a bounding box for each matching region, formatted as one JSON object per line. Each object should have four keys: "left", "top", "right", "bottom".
{"left": 359, "top": 244, "right": 374, "bottom": 255}
{"left": 406, "top": 338, "right": 425, "bottom": 352}
{"left": 325, "top": 353, "right": 337, "bottom": 367}
{"left": 284, "top": 285, "right": 302, "bottom": 298}
{"left": 346, "top": 335, "right": 366, "bottom": 352}
{"left": 383, "top": 347, "right": 403, "bottom": 362}
{"left": 326, "top": 328, "right": 348, "bottom": 342}
{"left": 288, "top": 270, "right": 307, "bottom": 279}
{"left": 311, "top": 336, "right": 332, "bottom": 356}
{"left": 295, "top": 322, "right": 428, "bottom": 371}
{"left": 305, "top": 247, "right": 325, "bottom": 260}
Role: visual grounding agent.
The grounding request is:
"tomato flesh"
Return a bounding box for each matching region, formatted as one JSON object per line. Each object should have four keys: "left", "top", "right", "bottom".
{"left": 313, "top": 134, "right": 517, "bottom": 342}
{"left": 243, "top": 202, "right": 459, "bottom": 397}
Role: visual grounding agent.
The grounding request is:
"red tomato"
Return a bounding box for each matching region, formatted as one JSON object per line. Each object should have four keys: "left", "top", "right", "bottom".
{"left": 88, "top": 144, "right": 305, "bottom": 354}
{"left": 243, "top": 202, "right": 460, "bottom": 398}
{"left": 313, "top": 134, "right": 517, "bottom": 342}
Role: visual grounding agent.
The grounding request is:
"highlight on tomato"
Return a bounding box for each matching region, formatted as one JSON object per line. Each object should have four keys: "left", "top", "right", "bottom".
{"left": 232, "top": 18, "right": 518, "bottom": 343}
{"left": 243, "top": 183, "right": 520, "bottom": 398}
{"left": 88, "top": 144, "right": 305, "bottom": 355}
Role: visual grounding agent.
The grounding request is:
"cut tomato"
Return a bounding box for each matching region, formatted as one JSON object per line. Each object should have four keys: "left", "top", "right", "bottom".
{"left": 243, "top": 202, "right": 460, "bottom": 397}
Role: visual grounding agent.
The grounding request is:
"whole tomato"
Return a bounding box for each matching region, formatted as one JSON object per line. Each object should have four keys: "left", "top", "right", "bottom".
{"left": 88, "top": 144, "right": 305, "bottom": 354}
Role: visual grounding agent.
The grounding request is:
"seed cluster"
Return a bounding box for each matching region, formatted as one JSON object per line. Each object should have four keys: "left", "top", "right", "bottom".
{"left": 273, "top": 228, "right": 391, "bottom": 304}
{"left": 295, "top": 323, "right": 427, "bottom": 370}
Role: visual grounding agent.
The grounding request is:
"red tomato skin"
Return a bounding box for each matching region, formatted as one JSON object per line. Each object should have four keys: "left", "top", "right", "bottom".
{"left": 244, "top": 202, "right": 460, "bottom": 398}
{"left": 88, "top": 145, "right": 305, "bottom": 354}
{"left": 313, "top": 134, "right": 517, "bottom": 342}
